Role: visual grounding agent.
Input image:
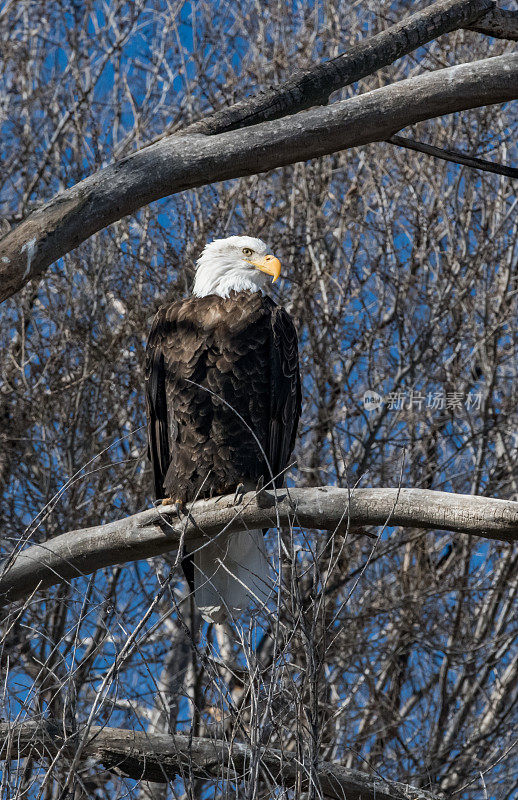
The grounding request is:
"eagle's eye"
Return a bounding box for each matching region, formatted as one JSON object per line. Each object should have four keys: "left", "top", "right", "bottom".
{"left": 242, "top": 247, "right": 253, "bottom": 257}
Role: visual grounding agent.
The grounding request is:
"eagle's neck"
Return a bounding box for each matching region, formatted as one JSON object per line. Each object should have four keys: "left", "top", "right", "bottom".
{"left": 192, "top": 256, "right": 268, "bottom": 299}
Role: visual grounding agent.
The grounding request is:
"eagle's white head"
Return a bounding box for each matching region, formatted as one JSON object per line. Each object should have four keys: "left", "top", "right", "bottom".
{"left": 192, "top": 235, "right": 281, "bottom": 298}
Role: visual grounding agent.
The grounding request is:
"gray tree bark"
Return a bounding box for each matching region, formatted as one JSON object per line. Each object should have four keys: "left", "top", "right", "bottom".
{"left": 2, "top": 486, "right": 517, "bottom": 603}
{"left": 1, "top": 51, "right": 517, "bottom": 302}
{"left": 467, "top": 5, "right": 518, "bottom": 38}
{"left": 0, "top": 719, "right": 437, "bottom": 800}
{"left": 182, "top": 0, "right": 496, "bottom": 136}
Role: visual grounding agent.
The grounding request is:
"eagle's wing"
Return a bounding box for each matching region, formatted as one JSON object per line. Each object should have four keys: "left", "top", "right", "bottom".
{"left": 144, "top": 304, "right": 175, "bottom": 499}
{"left": 268, "top": 303, "right": 301, "bottom": 487}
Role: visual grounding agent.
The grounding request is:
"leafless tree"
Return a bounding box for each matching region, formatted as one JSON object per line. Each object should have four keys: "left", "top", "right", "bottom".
{"left": 0, "top": 1, "right": 517, "bottom": 798}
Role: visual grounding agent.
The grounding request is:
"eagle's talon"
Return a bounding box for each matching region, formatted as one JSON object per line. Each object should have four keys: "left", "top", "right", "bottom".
{"left": 160, "top": 497, "right": 185, "bottom": 517}
{"left": 256, "top": 476, "right": 272, "bottom": 508}
{"left": 233, "top": 482, "right": 245, "bottom": 506}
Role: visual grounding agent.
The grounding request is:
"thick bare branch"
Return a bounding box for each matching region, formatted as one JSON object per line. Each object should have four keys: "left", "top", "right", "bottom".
{"left": 468, "top": 6, "right": 518, "bottom": 39}
{"left": 1, "top": 51, "right": 517, "bottom": 303}
{"left": 183, "top": 0, "right": 494, "bottom": 136}
{"left": 0, "top": 719, "right": 436, "bottom": 799}
{"left": 1, "top": 486, "right": 517, "bottom": 603}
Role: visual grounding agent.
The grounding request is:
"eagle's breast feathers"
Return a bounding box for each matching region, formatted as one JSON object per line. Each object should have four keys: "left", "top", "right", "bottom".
{"left": 145, "top": 290, "right": 301, "bottom": 505}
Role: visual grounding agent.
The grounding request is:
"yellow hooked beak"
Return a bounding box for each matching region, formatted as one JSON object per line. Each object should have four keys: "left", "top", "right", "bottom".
{"left": 246, "top": 254, "right": 281, "bottom": 283}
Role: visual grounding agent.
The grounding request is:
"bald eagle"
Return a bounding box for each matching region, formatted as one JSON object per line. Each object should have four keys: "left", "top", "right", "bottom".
{"left": 145, "top": 236, "right": 301, "bottom": 623}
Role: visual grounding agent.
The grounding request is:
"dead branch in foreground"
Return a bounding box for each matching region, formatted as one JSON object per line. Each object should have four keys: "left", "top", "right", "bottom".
{"left": 1, "top": 486, "right": 516, "bottom": 603}
{"left": 0, "top": 719, "right": 437, "bottom": 800}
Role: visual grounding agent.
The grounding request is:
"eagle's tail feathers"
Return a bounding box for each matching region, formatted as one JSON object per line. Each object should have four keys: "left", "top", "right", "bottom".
{"left": 193, "top": 529, "right": 271, "bottom": 624}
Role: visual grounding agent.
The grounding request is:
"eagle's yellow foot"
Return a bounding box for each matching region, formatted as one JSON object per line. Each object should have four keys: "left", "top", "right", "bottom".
{"left": 233, "top": 483, "right": 245, "bottom": 506}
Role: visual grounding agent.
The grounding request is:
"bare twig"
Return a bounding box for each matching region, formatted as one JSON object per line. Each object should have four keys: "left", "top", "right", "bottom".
{"left": 388, "top": 134, "right": 518, "bottom": 177}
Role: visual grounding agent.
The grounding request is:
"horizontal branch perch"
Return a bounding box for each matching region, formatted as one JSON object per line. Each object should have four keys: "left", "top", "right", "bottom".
{"left": 1, "top": 51, "right": 517, "bottom": 302}
{"left": 0, "top": 719, "right": 436, "bottom": 800}
{"left": 1, "top": 486, "right": 517, "bottom": 603}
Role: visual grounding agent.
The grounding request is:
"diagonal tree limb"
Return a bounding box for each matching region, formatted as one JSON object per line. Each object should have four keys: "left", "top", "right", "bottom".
{"left": 195, "top": 0, "right": 516, "bottom": 181}
{"left": 1, "top": 51, "right": 517, "bottom": 304}
{"left": 182, "top": 0, "right": 495, "bottom": 136}
{"left": 387, "top": 134, "right": 518, "bottom": 177}
{"left": 1, "top": 486, "right": 517, "bottom": 604}
{"left": 468, "top": 6, "right": 518, "bottom": 38}
{"left": 0, "top": 718, "right": 438, "bottom": 799}
{"left": 181, "top": 1, "right": 518, "bottom": 139}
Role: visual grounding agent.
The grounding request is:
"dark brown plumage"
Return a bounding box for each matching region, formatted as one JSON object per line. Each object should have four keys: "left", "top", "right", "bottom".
{"left": 145, "top": 289, "right": 301, "bottom": 618}
{"left": 145, "top": 290, "right": 301, "bottom": 506}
